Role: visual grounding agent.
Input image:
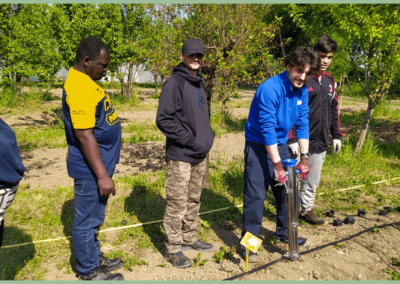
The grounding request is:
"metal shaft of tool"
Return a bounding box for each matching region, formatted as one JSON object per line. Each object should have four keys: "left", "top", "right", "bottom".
{"left": 285, "top": 166, "right": 299, "bottom": 261}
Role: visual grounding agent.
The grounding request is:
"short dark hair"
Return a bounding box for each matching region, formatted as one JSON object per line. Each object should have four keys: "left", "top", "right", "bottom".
{"left": 76, "top": 36, "right": 109, "bottom": 63}
{"left": 284, "top": 46, "right": 321, "bottom": 73}
{"left": 314, "top": 35, "right": 337, "bottom": 53}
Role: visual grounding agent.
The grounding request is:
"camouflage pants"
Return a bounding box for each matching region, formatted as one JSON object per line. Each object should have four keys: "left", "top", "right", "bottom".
{"left": 163, "top": 158, "right": 207, "bottom": 253}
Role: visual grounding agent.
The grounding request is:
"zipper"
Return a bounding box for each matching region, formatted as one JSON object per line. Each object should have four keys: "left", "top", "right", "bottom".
{"left": 316, "top": 77, "right": 322, "bottom": 151}
{"left": 196, "top": 88, "right": 201, "bottom": 108}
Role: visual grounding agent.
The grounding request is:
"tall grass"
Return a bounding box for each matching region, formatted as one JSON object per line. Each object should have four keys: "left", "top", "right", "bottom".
{"left": 0, "top": 86, "right": 57, "bottom": 108}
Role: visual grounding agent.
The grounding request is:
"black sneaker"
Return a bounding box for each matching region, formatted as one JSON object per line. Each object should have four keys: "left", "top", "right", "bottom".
{"left": 99, "top": 252, "right": 123, "bottom": 272}
{"left": 301, "top": 208, "right": 328, "bottom": 226}
{"left": 164, "top": 251, "right": 191, "bottom": 269}
{"left": 241, "top": 249, "right": 259, "bottom": 263}
{"left": 274, "top": 236, "right": 308, "bottom": 247}
{"left": 79, "top": 267, "right": 124, "bottom": 280}
{"left": 181, "top": 240, "right": 213, "bottom": 252}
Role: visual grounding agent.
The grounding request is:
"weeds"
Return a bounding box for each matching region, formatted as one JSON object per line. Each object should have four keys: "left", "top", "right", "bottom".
{"left": 0, "top": 86, "right": 58, "bottom": 109}
{"left": 213, "top": 246, "right": 234, "bottom": 263}
{"left": 105, "top": 250, "right": 147, "bottom": 271}
{"left": 385, "top": 269, "right": 400, "bottom": 280}
{"left": 193, "top": 253, "right": 207, "bottom": 268}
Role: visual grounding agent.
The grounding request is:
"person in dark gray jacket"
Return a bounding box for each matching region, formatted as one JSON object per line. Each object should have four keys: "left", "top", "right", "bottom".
{"left": 156, "top": 38, "right": 215, "bottom": 269}
{"left": 0, "top": 118, "right": 25, "bottom": 249}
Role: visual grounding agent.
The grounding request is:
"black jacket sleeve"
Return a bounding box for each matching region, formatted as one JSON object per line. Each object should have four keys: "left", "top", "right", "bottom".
{"left": 156, "top": 79, "right": 193, "bottom": 146}
{"left": 330, "top": 82, "right": 343, "bottom": 139}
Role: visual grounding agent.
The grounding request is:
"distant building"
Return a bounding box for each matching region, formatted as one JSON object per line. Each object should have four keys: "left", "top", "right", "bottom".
{"left": 27, "top": 65, "right": 161, "bottom": 83}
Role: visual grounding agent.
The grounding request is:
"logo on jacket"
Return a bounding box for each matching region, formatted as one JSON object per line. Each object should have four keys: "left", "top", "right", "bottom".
{"left": 308, "top": 87, "right": 315, "bottom": 92}
{"left": 329, "top": 84, "right": 333, "bottom": 93}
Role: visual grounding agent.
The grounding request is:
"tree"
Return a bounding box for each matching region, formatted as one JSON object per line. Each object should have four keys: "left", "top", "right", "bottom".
{"left": 145, "top": 4, "right": 182, "bottom": 95}
{"left": 7, "top": 4, "right": 63, "bottom": 89}
{"left": 113, "top": 4, "right": 150, "bottom": 98}
{"left": 181, "top": 4, "right": 278, "bottom": 121}
{"left": 290, "top": 4, "right": 400, "bottom": 154}
{"left": 50, "top": 4, "right": 126, "bottom": 90}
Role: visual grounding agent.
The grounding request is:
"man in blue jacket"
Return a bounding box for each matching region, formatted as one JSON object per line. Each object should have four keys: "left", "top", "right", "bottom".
{"left": 288, "top": 36, "right": 343, "bottom": 226}
{"left": 0, "top": 118, "right": 25, "bottom": 249}
{"left": 156, "top": 38, "right": 215, "bottom": 269}
{"left": 242, "top": 46, "right": 320, "bottom": 263}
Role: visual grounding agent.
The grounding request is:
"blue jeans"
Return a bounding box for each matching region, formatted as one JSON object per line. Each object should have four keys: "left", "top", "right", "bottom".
{"left": 72, "top": 179, "right": 109, "bottom": 276}
{"left": 242, "top": 141, "right": 290, "bottom": 241}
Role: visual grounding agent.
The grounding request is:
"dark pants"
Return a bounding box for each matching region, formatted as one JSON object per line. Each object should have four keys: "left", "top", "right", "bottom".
{"left": 242, "top": 141, "right": 290, "bottom": 240}
{"left": 72, "top": 179, "right": 109, "bottom": 276}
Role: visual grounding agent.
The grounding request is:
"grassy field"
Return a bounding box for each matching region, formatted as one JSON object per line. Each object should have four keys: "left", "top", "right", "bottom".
{"left": 1, "top": 83, "right": 400, "bottom": 279}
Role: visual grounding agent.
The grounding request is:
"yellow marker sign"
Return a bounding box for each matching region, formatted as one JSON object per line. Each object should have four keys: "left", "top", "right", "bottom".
{"left": 240, "top": 232, "right": 262, "bottom": 253}
{"left": 240, "top": 232, "right": 262, "bottom": 272}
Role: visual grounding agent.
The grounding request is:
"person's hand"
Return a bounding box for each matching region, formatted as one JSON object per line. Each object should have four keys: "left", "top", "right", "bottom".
{"left": 288, "top": 142, "right": 300, "bottom": 156}
{"left": 295, "top": 157, "right": 310, "bottom": 181}
{"left": 333, "top": 139, "right": 341, "bottom": 154}
{"left": 98, "top": 175, "right": 116, "bottom": 196}
{"left": 273, "top": 161, "right": 287, "bottom": 185}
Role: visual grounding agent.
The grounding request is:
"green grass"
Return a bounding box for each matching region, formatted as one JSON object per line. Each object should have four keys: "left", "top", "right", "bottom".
{"left": 0, "top": 86, "right": 59, "bottom": 109}
{"left": 121, "top": 120, "right": 165, "bottom": 144}
{"left": 210, "top": 106, "right": 247, "bottom": 136}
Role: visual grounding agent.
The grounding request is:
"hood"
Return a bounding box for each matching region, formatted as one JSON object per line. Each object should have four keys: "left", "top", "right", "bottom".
{"left": 172, "top": 62, "right": 204, "bottom": 85}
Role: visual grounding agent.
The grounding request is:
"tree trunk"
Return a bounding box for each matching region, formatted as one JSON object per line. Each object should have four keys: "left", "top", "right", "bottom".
{"left": 154, "top": 74, "right": 158, "bottom": 96}
{"left": 202, "top": 66, "right": 217, "bottom": 190}
{"left": 337, "top": 73, "right": 345, "bottom": 116}
{"left": 127, "top": 64, "right": 134, "bottom": 98}
{"left": 221, "top": 94, "right": 228, "bottom": 124}
{"left": 110, "top": 74, "right": 114, "bottom": 89}
{"left": 346, "top": 75, "right": 352, "bottom": 94}
{"left": 353, "top": 99, "right": 378, "bottom": 155}
{"left": 119, "top": 77, "right": 125, "bottom": 98}
{"left": 278, "top": 27, "right": 286, "bottom": 58}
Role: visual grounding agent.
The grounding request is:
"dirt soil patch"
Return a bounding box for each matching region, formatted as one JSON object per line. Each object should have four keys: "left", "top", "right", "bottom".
{"left": 18, "top": 133, "right": 246, "bottom": 189}
{"left": 46, "top": 210, "right": 400, "bottom": 280}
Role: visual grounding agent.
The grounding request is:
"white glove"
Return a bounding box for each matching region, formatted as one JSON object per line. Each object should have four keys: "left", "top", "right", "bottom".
{"left": 288, "top": 142, "right": 300, "bottom": 156}
{"left": 333, "top": 139, "right": 341, "bottom": 154}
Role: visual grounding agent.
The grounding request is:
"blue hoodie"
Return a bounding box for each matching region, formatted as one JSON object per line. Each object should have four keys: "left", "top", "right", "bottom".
{"left": 245, "top": 71, "right": 309, "bottom": 147}
{"left": 0, "top": 118, "right": 25, "bottom": 188}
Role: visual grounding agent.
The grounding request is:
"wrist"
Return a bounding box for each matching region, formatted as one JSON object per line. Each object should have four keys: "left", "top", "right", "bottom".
{"left": 273, "top": 160, "right": 283, "bottom": 169}
{"left": 300, "top": 153, "right": 309, "bottom": 159}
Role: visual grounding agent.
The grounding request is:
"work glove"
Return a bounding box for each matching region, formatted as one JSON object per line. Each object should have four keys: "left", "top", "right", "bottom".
{"left": 295, "top": 157, "right": 310, "bottom": 181}
{"left": 273, "top": 161, "right": 287, "bottom": 185}
{"left": 288, "top": 142, "right": 300, "bottom": 156}
{"left": 333, "top": 139, "right": 341, "bottom": 154}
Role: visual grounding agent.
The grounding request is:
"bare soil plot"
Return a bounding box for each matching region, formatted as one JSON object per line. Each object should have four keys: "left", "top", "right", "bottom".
{"left": 44, "top": 210, "right": 400, "bottom": 280}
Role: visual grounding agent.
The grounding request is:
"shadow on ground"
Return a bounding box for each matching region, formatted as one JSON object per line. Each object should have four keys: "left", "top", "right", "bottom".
{"left": 61, "top": 199, "right": 78, "bottom": 274}
{"left": 0, "top": 226, "right": 36, "bottom": 279}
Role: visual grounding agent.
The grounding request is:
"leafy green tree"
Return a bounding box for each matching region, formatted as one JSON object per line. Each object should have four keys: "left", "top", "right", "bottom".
{"left": 145, "top": 4, "right": 182, "bottom": 95}
{"left": 112, "top": 4, "right": 149, "bottom": 98}
{"left": 181, "top": 4, "right": 278, "bottom": 120}
{"left": 290, "top": 4, "right": 400, "bottom": 154}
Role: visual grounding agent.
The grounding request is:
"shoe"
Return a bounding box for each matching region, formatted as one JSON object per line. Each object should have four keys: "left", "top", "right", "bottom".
{"left": 301, "top": 208, "right": 328, "bottom": 226}
{"left": 274, "top": 236, "right": 307, "bottom": 247}
{"left": 164, "top": 251, "right": 191, "bottom": 268}
{"left": 181, "top": 240, "right": 213, "bottom": 252}
{"left": 99, "top": 252, "right": 123, "bottom": 272}
{"left": 241, "top": 249, "right": 259, "bottom": 263}
{"left": 79, "top": 267, "right": 124, "bottom": 280}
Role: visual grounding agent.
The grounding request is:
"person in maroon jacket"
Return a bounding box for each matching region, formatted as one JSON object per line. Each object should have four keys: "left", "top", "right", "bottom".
{"left": 288, "top": 35, "right": 343, "bottom": 226}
